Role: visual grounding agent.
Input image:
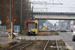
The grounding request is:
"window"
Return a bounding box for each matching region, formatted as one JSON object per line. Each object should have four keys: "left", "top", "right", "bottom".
{"left": 28, "top": 23, "right": 37, "bottom": 30}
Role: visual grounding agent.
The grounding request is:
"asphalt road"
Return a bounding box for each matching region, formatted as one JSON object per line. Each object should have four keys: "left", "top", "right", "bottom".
{"left": 59, "top": 32, "right": 75, "bottom": 50}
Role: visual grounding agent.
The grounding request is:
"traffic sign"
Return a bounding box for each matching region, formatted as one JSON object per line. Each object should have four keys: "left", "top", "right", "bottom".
{"left": 14, "top": 25, "right": 20, "bottom": 30}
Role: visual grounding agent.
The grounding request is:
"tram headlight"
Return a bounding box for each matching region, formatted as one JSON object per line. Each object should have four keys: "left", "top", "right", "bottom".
{"left": 28, "top": 30, "right": 31, "bottom": 32}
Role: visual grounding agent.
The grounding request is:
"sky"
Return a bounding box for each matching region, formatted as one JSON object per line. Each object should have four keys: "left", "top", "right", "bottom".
{"left": 31, "top": 0, "right": 75, "bottom": 13}
{"left": 47, "top": 20, "right": 59, "bottom": 25}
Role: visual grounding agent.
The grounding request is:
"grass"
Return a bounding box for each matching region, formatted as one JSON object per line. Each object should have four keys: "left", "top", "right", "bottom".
{"left": 58, "top": 39, "right": 65, "bottom": 46}
{"left": 35, "top": 42, "right": 45, "bottom": 49}
{"left": 38, "top": 32, "right": 59, "bottom": 36}
{"left": 54, "top": 32, "right": 59, "bottom": 35}
{"left": 0, "top": 43, "right": 9, "bottom": 50}
{"left": 35, "top": 44, "right": 43, "bottom": 49}
{"left": 50, "top": 32, "right": 59, "bottom": 36}
{"left": 58, "top": 39, "right": 69, "bottom": 50}
{"left": 65, "top": 48, "right": 69, "bottom": 50}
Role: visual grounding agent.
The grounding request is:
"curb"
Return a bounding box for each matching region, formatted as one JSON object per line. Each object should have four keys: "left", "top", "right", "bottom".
{"left": 65, "top": 41, "right": 73, "bottom": 50}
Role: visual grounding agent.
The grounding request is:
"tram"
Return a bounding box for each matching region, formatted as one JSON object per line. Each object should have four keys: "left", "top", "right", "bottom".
{"left": 26, "top": 20, "right": 38, "bottom": 35}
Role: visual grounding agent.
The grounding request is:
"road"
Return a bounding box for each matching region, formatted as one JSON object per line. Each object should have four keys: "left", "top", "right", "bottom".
{"left": 59, "top": 32, "right": 75, "bottom": 50}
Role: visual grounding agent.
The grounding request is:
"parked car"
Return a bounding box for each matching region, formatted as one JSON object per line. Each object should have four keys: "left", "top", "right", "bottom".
{"left": 72, "top": 26, "right": 75, "bottom": 41}
{"left": 61, "top": 28, "right": 66, "bottom": 32}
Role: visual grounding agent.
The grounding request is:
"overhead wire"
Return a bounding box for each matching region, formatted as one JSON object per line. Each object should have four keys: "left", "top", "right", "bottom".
{"left": 31, "top": 0, "right": 63, "bottom": 12}
{"left": 57, "top": 0, "right": 62, "bottom": 5}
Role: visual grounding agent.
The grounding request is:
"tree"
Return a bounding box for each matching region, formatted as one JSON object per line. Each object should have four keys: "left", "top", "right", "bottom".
{"left": 0, "top": 0, "right": 31, "bottom": 30}
{"left": 0, "top": 0, "right": 9, "bottom": 29}
{"left": 14, "top": 0, "right": 31, "bottom": 30}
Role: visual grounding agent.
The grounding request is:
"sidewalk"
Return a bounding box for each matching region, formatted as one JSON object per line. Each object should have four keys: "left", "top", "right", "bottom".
{"left": 0, "top": 37, "right": 13, "bottom": 44}
{"left": 16, "top": 35, "right": 63, "bottom": 40}
{"left": 0, "top": 36, "right": 63, "bottom": 44}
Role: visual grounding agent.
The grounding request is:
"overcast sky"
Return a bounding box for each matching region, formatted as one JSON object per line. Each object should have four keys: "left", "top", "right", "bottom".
{"left": 31, "top": 0, "right": 75, "bottom": 13}
{"left": 47, "top": 20, "right": 59, "bottom": 25}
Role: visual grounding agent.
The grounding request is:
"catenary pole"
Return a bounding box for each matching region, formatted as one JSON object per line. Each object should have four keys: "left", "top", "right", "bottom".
{"left": 11, "top": 0, "right": 14, "bottom": 39}
{"left": 9, "top": 0, "right": 11, "bottom": 29}
{"left": 20, "top": 0, "right": 22, "bottom": 34}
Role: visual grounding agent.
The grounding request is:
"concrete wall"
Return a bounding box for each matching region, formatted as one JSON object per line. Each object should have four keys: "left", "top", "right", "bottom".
{"left": 34, "top": 15, "right": 75, "bottom": 20}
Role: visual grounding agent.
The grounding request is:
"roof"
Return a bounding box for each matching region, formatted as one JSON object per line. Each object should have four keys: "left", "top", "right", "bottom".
{"left": 26, "top": 20, "right": 38, "bottom": 23}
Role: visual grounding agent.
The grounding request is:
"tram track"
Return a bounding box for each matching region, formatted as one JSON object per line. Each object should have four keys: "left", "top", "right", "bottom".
{"left": 43, "top": 40, "right": 60, "bottom": 50}
{"left": 5, "top": 36, "right": 67, "bottom": 50}
{"left": 5, "top": 36, "right": 37, "bottom": 50}
{"left": 19, "top": 36, "right": 37, "bottom": 50}
{"left": 56, "top": 40, "right": 59, "bottom": 50}
{"left": 5, "top": 41, "right": 28, "bottom": 50}
{"left": 19, "top": 40, "right": 36, "bottom": 50}
{"left": 5, "top": 40, "right": 36, "bottom": 50}
{"left": 44, "top": 40, "right": 49, "bottom": 50}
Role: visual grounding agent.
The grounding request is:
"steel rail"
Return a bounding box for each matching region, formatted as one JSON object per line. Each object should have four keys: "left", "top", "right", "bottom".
{"left": 44, "top": 40, "right": 49, "bottom": 50}
{"left": 5, "top": 41, "right": 28, "bottom": 50}
{"left": 19, "top": 40, "right": 36, "bottom": 50}
{"left": 56, "top": 40, "right": 59, "bottom": 50}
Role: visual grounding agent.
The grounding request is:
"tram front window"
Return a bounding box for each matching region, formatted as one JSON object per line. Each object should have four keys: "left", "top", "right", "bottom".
{"left": 28, "top": 23, "right": 37, "bottom": 30}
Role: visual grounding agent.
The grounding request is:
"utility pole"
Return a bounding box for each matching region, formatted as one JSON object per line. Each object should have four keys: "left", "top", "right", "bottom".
{"left": 9, "top": 0, "right": 11, "bottom": 29}
{"left": 20, "top": 0, "right": 22, "bottom": 34}
{"left": 11, "top": 0, "right": 14, "bottom": 39}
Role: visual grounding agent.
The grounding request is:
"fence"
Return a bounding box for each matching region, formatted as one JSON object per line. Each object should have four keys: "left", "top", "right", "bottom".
{"left": 0, "top": 26, "right": 8, "bottom": 37}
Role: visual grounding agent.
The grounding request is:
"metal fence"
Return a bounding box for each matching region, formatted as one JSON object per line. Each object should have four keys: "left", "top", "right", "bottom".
{"left": 0, "top": 26, "right": 8, "bottom": 37}
{"left": 0, "top": 26, "right": 1, "bottom": 37}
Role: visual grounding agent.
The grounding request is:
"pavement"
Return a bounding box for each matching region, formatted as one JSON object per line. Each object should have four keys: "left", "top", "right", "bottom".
{"left": 59, "top": 32, "right": 75, "bottom": 50}
{"left": 16, "top": 35, "right": 62, "bottom": 40}
{"left": 0, "top": 37, "right": 13, "bottom": 44}
{"left": 0, "top": 35, "right": 62, "bottom": 44}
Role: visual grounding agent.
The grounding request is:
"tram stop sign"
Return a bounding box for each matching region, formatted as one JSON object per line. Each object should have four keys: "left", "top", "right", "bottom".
{"left": 14, "top": 25, "right": 20, "bottom": 32}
